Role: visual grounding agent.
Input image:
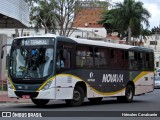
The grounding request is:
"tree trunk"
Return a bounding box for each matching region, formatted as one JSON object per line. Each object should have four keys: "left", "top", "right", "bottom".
{"left": 128, "top": 26, "right": 132, "bottom": 45}
{"left": 45, "top": 28, "right": 48, "bottom": 34}
{"left": 15, "top": 29, "right": 19, "bottom": 37}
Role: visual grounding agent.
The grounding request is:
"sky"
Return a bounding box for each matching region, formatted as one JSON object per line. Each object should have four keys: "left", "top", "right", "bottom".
{"left": 110, "top": 0, "right": 160, "bottom": 29}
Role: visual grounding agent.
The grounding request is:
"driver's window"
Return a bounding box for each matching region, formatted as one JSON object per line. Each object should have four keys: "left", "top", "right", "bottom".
{"left": 56, "top": 49, "right": 71, "bottom": 70}
{"left": 43, "top": 48, "right": 53, "bottom": 77}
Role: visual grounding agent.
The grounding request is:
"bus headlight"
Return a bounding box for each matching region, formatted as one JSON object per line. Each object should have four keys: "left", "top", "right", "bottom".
{"left": 42, "top": 81, "right": 52, "bottom": 90}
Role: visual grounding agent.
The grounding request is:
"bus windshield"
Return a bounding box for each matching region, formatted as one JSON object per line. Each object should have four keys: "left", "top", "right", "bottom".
{"left": 9, "top": 38, "right": 54, "bottom": 79}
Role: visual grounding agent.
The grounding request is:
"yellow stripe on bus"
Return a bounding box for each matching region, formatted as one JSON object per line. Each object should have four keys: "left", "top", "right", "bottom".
{"left": 37, "top": 73, "right": 125, "bottom": 95}
{"left": 35, "top": 71, "right": 154, "bottom": 95}
{"left": 8, "top": 77, "right": 16, "bottom": 90}
{"left": 133, "top": 71, "right": 154, "bottom": 83}
{"left": 36, "top": 76, "right": 56, "bottom": 92}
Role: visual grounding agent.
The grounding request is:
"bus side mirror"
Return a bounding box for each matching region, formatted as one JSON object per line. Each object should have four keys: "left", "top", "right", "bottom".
{"left": 1, "top": 44, "right": 11, "bottom": 59}
{"left": 1, "top": 50, "right": 4, "bottom": 59}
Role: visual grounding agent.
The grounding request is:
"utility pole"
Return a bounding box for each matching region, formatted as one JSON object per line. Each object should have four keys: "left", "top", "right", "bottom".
{"left": 155, "top": 30, "right": 157, "bottom": 50}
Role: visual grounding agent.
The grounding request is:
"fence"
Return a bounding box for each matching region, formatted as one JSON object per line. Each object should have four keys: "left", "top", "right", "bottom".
{"left": 0, "top": 79, "right": 7, "bottom": 92}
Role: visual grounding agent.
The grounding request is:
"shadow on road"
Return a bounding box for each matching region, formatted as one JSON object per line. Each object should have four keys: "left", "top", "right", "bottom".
{"left": 10, "top": 98, "right": 149, "bottom": 110}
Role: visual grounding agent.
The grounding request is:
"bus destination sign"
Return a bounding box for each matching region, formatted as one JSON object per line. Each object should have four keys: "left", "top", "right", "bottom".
{"left": 21, "top": 39, "right": 50, "bottom": 46}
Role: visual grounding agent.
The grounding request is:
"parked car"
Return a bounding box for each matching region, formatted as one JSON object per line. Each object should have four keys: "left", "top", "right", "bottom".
{"left": 154, "top": 76, "right": 160, "bottom": 89}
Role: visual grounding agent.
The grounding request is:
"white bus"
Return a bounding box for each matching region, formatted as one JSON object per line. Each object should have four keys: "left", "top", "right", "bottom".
{"left": 4, "top": 34, "right": 154, "bottom": 106}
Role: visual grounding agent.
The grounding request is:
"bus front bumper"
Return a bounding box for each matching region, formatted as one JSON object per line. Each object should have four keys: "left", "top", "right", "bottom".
{"left": 8, "top": 88, "right": 56, "bottom": 100}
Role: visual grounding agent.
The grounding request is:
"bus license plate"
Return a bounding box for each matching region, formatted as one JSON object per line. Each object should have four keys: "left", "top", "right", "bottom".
{"left": 22, "top": 95, "right": 30, "bottom": 99}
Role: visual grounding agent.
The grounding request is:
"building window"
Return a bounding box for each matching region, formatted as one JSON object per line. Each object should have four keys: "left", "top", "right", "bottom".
{"left": 150, "top": 41, "right": 157, "bottom": 45}
{"left": 75, "top": 35, "right": 81, "bottom": 38}
{"left": 23, "top": 32, "right": 29, "bottom": 36}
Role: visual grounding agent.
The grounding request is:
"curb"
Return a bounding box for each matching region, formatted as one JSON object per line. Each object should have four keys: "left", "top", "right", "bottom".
{"left": 0, "top": 100, "right": 31, "bottom": 104}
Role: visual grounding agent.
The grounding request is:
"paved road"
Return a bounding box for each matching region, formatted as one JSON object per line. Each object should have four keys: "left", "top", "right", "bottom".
{"left": 0, "top": 89, "right": 160, "bottom": 120}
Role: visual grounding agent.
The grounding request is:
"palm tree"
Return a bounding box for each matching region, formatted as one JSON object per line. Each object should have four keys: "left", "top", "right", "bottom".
{"left": 100, "top": 0, "right": 150, "bottom": 44}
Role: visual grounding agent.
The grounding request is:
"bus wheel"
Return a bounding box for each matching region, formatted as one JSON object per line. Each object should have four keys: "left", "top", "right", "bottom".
{"left": 125, "top": 85, "right": 134, "bottom": 103}
{"left": 31, "top": 99, "right": 49, "bottom": 106}
{"left": 117, "top": 85, "right": 134, "bottom": 103}
{"left": 65, "top": 86, "right": 85, "bottom": 106}
{"left": 88, "top": 97, "right": 103, "bottom": 103}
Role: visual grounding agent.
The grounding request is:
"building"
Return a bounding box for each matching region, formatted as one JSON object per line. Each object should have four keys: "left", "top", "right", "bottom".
{"left": 143, "top": 34, "right": 160, "bottom": 69}
{"left": 0, "top": 0, "right": 29, "bottom": 87}
{"left": 0, "top": 0, "right": 29, "bottom": 28}
{"left": 73, "top": 0, "right": 108, "bottom": 38}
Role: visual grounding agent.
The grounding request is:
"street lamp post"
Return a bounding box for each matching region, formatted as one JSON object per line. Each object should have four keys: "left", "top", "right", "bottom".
{"left": 155, "top": 31, "right": 157, "bottom": 50}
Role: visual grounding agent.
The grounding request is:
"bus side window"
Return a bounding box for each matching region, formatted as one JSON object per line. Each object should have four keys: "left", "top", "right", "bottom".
{"left": 124, "top": 51, "right": 129, "bottom": 69}
{"left": 150, "top": 53, "right": 154, "bottom": 71}
{"left": 63, "top": 49, "right": 71, "bottom": 68}
{"left": 76, "top": 46, "right": 93, "bottom": 68}
{"left": 56, "top": 51, "right": 64, "bottom": 70}
{"left": 57, "top": 49, "right": 71, "bottom": 69}
{"left": 138, "top": 52, "right": 144, "bottom": 70}
{"left": 129, "top": 51, "right": 135, "bottom": 70}
{"left": 145, "top": 53, "right": 150, "bottom": 70}
{"left": 95, "top": 47, "right": 110, "bottom": 68}
{"left": 111, "top": 49, "right": 124, "bottom": 69}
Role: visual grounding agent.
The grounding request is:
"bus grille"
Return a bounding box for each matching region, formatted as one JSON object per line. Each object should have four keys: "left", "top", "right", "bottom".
{"left": 15, "top": 91, "right": 38, "bottom": 98}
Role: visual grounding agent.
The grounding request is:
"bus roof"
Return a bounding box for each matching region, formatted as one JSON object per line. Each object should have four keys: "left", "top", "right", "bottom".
{"left": 57, "top": 36, "right": 153, "bottom": 52}
{"left": 14, "top": 34, "right": 153, "bottom": 52}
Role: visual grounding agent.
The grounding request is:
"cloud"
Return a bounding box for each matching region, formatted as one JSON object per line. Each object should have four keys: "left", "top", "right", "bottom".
{"left": 143, "top": 3, "right": 160, "bottom": 28}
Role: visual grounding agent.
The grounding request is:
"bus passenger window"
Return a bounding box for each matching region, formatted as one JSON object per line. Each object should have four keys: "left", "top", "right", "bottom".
{"left": 145, "top": 53, "right": 150, "bottom": 70}
{"left": 129, "top": 52, "right": 134, "bottom": 69}
{"left": 95, "top": 47, "right": 110, "bottom": 68}
{"left": 138, "top": 52, "right": 144, "bottom": 70}
{"left": 111, "top": 49, "right": 124, "bottom": 69}
{"left": 63, "top": 49, "right": 71, "bottom": 68}
{"left": 149, "top": 53, "right": 154, "bottom": 71}
{"left": 56, "top": 54, "right": 64, "bottom": 69}
{"left": 56, "top": 49, "right": 71, "bottom": 70}
{"left": 124, "top": 51, "right": 129, "bottom": 69}
{"left": 76, "top": 46, "right": 93, "bottom": 68}
{"left": 129, "top": 52, "right": 138, "bottom": 70}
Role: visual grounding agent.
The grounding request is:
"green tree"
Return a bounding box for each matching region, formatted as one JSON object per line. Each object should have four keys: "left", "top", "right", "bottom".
{"left": 30, "top": 0, "right": 57, "bottom": 34}
{"left": 100, "top": 0, "right": 150, "bottom": 44}
{"left": 28, "top": 0, "right": 84, "bottom": 36}
{"left": 151, "top": 27, "right": 160, "bottom": 34}
{"left": 27, "top": 0, "right": 109, "bottom": 36}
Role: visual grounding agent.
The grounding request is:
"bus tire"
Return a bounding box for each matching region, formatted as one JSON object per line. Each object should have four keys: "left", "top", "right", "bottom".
{"left": 117, "top": 85, "right": 134, "bottom": 103}
{"left": 31, "top": 99, "right": 49, "bottom": 106}
{"left": 125, "top": 85, "right": 134, "bottom": 103}
{"left": 88, "top": 97, "right": 103, "bottom": 103}
{"left": 65, "top": 86, "right": 85, "bottom": 106}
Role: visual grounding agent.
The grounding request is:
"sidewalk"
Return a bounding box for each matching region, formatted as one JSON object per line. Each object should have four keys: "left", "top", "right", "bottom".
{"left": 0, "top": 91, "right": 31, "bottom": 103}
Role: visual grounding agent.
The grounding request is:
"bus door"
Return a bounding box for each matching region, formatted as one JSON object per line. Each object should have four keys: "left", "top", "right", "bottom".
{"left": 55, "top": 43, "right": 74, "bottom": 99}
